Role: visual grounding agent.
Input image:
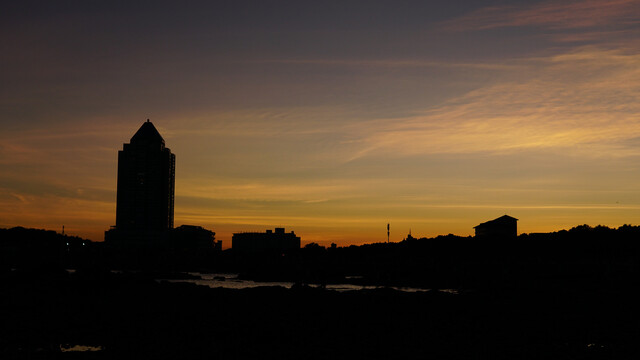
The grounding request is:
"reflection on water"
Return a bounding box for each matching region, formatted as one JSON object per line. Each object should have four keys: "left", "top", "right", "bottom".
{"left": 60, "top": 344, "right": 103, "bottom": 352}
{"left": 156, "top": 273, "right": 456, "bottom": 293}
{"left": 438, "top": 288, "right": 460, "bottom": 294}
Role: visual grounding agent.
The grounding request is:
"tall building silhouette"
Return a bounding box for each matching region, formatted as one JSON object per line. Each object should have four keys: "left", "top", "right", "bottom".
{"left": 106, "top": 120, "right": 175, "bottom": 246}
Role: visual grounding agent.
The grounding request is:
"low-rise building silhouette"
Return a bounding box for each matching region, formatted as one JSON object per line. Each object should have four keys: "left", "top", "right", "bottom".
{"left": 232, "top": 228, "right": 300, "bottom": 253}
{"left": 474, "top": 215, "right": 518, "bottom": 239}
{"left": 171, "top": 225, "right": 221, "bottom": 250}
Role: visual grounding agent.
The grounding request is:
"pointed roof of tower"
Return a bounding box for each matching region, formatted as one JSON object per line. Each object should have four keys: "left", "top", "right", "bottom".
{"left": 130, "top": 119, "right": 165, "bottom": 146}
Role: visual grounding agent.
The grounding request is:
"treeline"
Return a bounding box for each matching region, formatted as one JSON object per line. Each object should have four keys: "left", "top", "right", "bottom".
{"left": 235, "top": 224, "right": 640, "bottom": 290}
{"left": 0, "top": 227, "right": 97, "bottom": 271}
{"left": 3, "top": 225, "right": 640, "bottom": 291}
{"left": 0, "top": 226, "right": 218, "bottom": 272}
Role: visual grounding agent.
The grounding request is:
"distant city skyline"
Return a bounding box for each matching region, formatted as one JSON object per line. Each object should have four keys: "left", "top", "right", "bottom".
{"left": 2, "top": 1, "right": 640, "bottom": 247}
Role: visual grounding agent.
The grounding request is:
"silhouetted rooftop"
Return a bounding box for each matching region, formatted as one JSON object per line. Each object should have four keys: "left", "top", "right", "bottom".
{"left": 130, "top": 119, "right": 165, "bottom": 146}
{"left": 474, "top": 215, "right": 518, "bottom": 229}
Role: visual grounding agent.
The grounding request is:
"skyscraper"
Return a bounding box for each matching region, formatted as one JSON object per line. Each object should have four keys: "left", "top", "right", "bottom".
{"left": 106, "top": 120, "right": 175, "bottom": 245}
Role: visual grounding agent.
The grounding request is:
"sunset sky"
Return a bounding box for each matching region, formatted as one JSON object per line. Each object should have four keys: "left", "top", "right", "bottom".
{"left": 2, "top": 0, "right": 640, "bottom": 247}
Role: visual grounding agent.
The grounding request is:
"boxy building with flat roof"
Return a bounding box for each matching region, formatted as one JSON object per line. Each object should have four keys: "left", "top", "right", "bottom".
{"left": 232, "top": 228, "right": 300, "bottom": 253}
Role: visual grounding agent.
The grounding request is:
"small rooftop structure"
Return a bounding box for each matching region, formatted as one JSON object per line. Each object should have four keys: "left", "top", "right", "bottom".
{"left": 474, "top": 215, "right": 518, "bottom": 239}
{"left": 232, "top": 228, "right": 300, "bottom": 253}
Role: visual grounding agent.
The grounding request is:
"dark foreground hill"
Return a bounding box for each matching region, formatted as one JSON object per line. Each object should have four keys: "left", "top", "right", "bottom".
{"left": 3, "top": 224, "right": 640, "bottom": 358}
{"left": 1, "top": 269, "right": 639, "bottom": 360}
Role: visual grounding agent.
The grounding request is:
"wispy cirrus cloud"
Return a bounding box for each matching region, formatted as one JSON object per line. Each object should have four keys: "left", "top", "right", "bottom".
{"left": 250, "top": 58, "right": 524, "bottom": 71}
{"left": 552, "top": 29, "right": 640, "bottom": 43}
{"left": 445, "top": 0, "right": 640, "bottom": 32}
{"left": 347, "top": 46, "right": 640, "bottom": 160}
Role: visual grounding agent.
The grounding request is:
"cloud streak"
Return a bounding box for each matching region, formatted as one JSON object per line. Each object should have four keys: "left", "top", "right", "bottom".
{"left": 347, "top": 46, "right": 640, "bottom": 160}
{"left": 445, "top": 0, "right": 640, "bottom": 32}
{"left": 251, "top": 58, "right": 524, "bottom": 71}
